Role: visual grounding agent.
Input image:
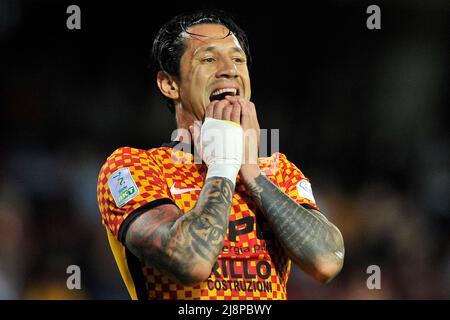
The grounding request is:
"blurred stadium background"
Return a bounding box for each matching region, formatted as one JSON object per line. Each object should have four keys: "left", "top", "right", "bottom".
{"left": 0, "top": 0, "right": 449, "bottom": 299}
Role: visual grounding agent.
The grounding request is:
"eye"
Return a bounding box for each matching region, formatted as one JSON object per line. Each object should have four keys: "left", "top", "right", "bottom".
{"left": 232, "top": 57, "right": 246, "bottom": 64}
{"left": 202, "top": 57, "right": 216, "bottom": 63}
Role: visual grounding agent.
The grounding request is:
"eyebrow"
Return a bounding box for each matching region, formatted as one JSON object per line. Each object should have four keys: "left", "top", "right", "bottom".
{"left": 193, "top": 46, "right": 245, "bottom": 56}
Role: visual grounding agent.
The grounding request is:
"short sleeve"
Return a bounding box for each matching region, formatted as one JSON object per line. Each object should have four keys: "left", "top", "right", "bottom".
{"left": 97, "top": 147, "right": 174, "bottom": 242}
{"left": 264, "top": 153, "right": 320, "bottom": 211}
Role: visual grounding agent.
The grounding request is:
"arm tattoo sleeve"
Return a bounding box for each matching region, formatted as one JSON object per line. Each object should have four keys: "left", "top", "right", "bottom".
{"left": 126, "top": 177, "right": 234, "bottom": 285}
{"left": 247, "top": 174, "right": 344, "bottom": 274}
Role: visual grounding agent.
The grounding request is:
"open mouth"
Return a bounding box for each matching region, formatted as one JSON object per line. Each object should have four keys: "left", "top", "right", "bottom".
{"left": 209, "top": 88, "right": 239, "bottom": 102}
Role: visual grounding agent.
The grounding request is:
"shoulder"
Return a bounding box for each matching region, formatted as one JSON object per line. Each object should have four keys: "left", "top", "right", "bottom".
{"left": 98, "top": 146, "right": 167, "bottom": 177}
{"left": 107, "top": 146, "right": 151, "bottom": 160}
{"left": 259, "top": 152, "right": 308, "bottom": 179}
{"left": 258, "top": 152, "right": 288, "bottom": 165}
{"left": 258, "top": 152, "right": 290, "bottom": 173}
{"left": 104, "top": 146, "right": 169, "bottom": 165}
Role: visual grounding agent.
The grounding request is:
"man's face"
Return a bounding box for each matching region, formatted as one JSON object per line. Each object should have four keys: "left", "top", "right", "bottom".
{"left": 177, "top": 23, "right": 251, "bottom": 120}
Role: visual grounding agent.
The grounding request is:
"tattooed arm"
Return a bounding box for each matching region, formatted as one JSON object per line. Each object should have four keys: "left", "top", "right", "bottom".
{"left": 125, "top": 177, "right": 234, "bottom": 286}
{"left": 221, "top": 96, "right": 344, "bottom": 282}
{"left": 240, "top": 165, "right": 345, "bottom": 283}
{"left": 124, "top": 98, "right": 246, "bottom": 286}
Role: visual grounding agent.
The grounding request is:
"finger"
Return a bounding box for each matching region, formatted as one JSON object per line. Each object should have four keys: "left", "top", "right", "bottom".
{"left": 222, "top": 104, "right": 233, "bottom": 121}
{"left": 205, "top": 101, "right": 218, "bottom": 118}
{"left": 237, "top": 97, "right": 248, "bottom": 109}
{"left": 224, "top": 95, "right": 240, "bottom": 103}
{"left": 189, "top": 123, "right": 199, "bottom": 140}
{"left": 230, "top": 103, "right": 241, "bottom": 124}
{"left": 248, "top": 101, "right": 257, "bottom": 115}
{"left": 213, "top": 99, "right": 230, "bottom": 119}
{"left": 240, "top": 98, "right": 250, "bottom": 125}
{"left": 189, "top": 123, "right": 199, "bottom": 142}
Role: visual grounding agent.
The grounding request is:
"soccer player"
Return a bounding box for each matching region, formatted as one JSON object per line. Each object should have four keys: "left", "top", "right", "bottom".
{"left": 97, "top": 9, "right": 344, "bottom": 300}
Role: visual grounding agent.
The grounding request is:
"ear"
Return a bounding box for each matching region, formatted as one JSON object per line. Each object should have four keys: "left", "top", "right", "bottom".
{"left": 157, "top": 71, "right": 180, "bottom": 100}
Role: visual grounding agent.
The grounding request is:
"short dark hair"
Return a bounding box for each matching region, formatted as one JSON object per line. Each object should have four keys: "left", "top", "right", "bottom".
{"left": 152, "top": 9, "right": 252, "bottom": 112}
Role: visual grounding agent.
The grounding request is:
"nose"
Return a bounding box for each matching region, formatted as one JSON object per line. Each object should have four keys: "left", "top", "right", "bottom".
{"left": 215, "top": 58, "right": 238, "bottom": 79}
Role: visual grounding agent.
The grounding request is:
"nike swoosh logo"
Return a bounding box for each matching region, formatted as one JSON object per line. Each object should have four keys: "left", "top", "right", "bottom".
{"left": 170, "top": 183, "right": 201, "bottom": 195}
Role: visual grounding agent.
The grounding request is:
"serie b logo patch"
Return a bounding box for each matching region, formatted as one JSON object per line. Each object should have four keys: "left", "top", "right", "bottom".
{"left": 297, "top": 179, "right": 316, "bottom": 203}
{"left": 108, "top": 167, "right": 140, "bottom": 208}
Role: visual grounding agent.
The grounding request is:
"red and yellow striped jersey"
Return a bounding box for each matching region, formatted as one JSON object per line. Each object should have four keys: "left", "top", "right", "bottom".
{"left": 97, "top": 142, "right": 319, "bottom": 300}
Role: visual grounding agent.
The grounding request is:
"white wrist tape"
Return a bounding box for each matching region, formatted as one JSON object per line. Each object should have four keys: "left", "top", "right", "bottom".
{"left": 201, "top": 117, "right": 243, "bottom": 185}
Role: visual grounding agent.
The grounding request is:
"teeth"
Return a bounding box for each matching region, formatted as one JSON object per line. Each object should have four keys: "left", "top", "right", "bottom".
{"left": 211, "top": 88, "right": 237, "bottom": 97}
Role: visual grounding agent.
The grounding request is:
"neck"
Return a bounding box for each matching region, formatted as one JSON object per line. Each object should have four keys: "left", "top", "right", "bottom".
{"left": 174, "top": 103, "right": 197, "bottom": 143}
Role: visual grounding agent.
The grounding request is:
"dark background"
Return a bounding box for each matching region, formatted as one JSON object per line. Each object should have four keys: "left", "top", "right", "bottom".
{"left": 0, "top": 0, "right": 449, "bottom": 299}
